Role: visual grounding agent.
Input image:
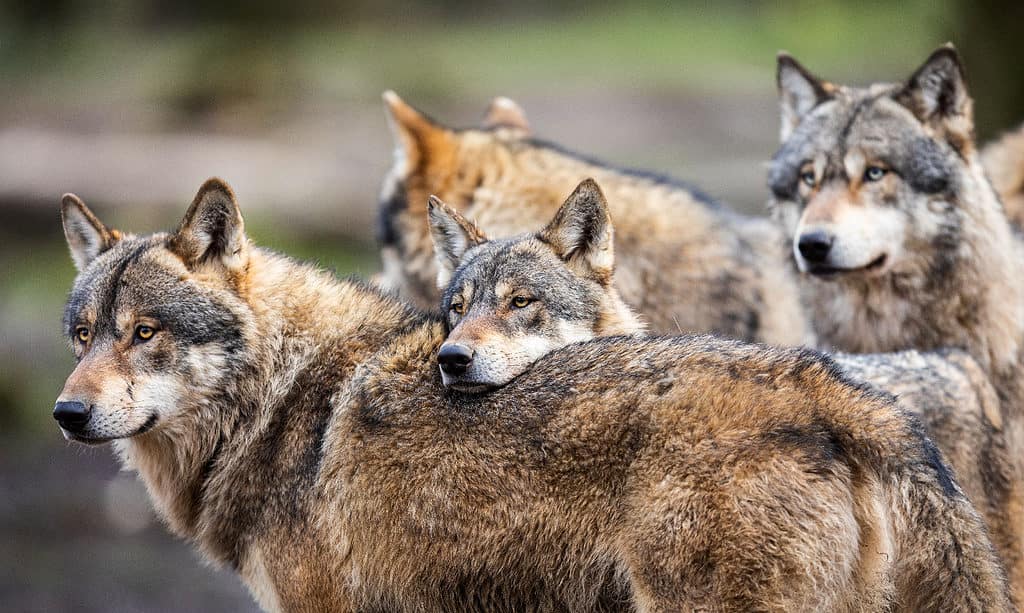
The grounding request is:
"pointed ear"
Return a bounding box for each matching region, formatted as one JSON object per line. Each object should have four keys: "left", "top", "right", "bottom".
{"left": 168, "top": 178, "right": 247, "bottom": 272}
{"left": 427, "top": 196, "right": 487, "bottom": 290}
{"left": 894, "top": 45, "right": 972, "bottom": 143}
{"left": 482, "top": 96, "right": 530, "bottom": 133}
{"left": 382, "top": 90, "right": 451, "bottom": 171}
{"left": 62, "top": 193, "right": 118, "bottom": 271}
{"left": 777, "top": 52, "right": 833, "bottom": 142}
{"left": 538, "top": 179, "right": 615, "bottom": 283}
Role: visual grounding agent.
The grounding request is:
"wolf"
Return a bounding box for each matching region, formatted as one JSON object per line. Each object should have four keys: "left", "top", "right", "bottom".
{"left": 54, "top": 178, "right": 1011, "bottom": 611}
{"left": 376, "top": 90, "right": 813, "bottom": 346}
{"left": 982, "top": 120, "right": 1024, "bottom": 228}
{"left": 429, "top": 174, "right": 1022, "bottom": 595}
{"left": 768, "top": 44, "right": 1024, "bottom": 601}
{"left": 427, "top": 178, "right": 644, "bottom": 391}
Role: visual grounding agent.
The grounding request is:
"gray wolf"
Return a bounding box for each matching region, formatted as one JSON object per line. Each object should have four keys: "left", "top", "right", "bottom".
{"left": 768, "top": 44, "right": 1024, "bottom": 601}
{"left": 376, "top": 90, "right": 813, "bottom": 346}
{"left": 428, "top": 177, "right": 643, "bottom": 391}
{"left": 54, "top": 178, "right": 1010, "bottom": 611}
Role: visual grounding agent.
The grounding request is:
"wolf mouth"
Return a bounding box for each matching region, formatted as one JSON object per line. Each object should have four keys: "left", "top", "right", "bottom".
{"left": 446, "top": 381, "right": 500, "bottom": 394}
{"left": 807, "top": 253, "right": 887, "bottom": 278}
{"left": 64, "top": 413, "right": 159, "bottom": 445}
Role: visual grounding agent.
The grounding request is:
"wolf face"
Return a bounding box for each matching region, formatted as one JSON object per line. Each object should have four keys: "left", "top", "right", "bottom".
{"left": 55, "top": 181, "right": 252, "bottom": 444}
{"left": 769, "top": 46, "right": 970, "bottom": 281}
{"left": 762, "top": 45, "right": 1024, "bottom": 359}
{"left": 429, "top": 179, "right": 643, "bottom": 392}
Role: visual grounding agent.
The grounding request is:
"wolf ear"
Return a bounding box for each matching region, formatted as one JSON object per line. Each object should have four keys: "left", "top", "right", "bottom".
{"left": 539, "top": 178, "right": 615, "bottom": 284}
{"left": 482, "top": 96, "right": 530, "bottom": 133}
{"left": 777, "top": 52, "right": 833, "bottom": 142}
{"left": 62, "top": 194, "right": 119, "bottom": 271}
{"left": 427, "top": 196, "right": 488, "bottom": 289}
{"left": 383, "top": 90, "right": 452, "bottom": 172}
{"left": 895, "top": 45, "right": 972, "bottom": 141}
{"left": 169, "top": 178, "right": 247, "bottom": 272}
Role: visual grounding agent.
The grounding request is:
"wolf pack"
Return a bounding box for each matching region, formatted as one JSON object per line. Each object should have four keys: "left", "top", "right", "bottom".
{"left": 51, "top": 45, "right": 1024, "bottom": 611}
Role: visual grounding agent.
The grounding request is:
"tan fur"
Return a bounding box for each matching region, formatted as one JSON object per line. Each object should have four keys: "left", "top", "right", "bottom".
{"left": 378, "top": 93, "right": 813, "bottom": 346}
{"left": 56, "top": 181, "right": 1012, "bottom": 611}
{"left": 982, "top": 121, "right": 1024, "bottom": 229}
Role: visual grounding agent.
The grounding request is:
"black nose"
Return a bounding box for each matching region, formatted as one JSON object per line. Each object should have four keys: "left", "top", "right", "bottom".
{"left": 53, "top": 400, "right": 91, "bottom": 431}
{"left": 438, "top": 343, "right": 474, "bottom": 376}
{"left": 797, "top": 230, "right": 834, "bottom": 263}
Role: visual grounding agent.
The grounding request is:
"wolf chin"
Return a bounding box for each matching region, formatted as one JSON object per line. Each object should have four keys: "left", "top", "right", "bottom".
{"left": 53, "top": 178, "right": 1011, "bottom": 611}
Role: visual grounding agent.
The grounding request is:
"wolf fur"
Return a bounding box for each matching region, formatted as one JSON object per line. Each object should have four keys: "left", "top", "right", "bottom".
{"left": 53, "top": 178, "right": 1011, "bottom": 611}
{"left": 376, "top": 90, "right": 812, "bottom": 346}
{"left": 768, "top": 45, "right": 1024, "bottom": 602}
{"left": 982, "top": 120, "right": 1024, "bottom": 228}
{"left": 431, "top": 175, "right": 1022, "bottom": 602}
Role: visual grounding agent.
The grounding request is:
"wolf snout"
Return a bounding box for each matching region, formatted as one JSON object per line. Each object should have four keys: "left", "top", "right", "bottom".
{"left": 797, "top": 230, "right": 834, "bottom": 264}
{"left": 53, "top": 400, "right": 92, "bottom": 431}
{"left": 438, "top": 343, "right": 474, "bottom": 376}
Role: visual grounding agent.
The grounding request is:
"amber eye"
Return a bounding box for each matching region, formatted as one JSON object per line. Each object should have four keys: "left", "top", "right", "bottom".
{"left": 511, "top": 296, "right": 532, "bottom": 309}
{"left": 135, "top": 325, "right": 155, "bottom": 342}
{"left": 864, "top": 166, "right": 887, "bottom": 182}
{"left": 76, "top": 327, "right": 90, "bottom": 343}
{"left": 450, "top": 303, "right": 465, "bottom": 315}
{"left": 800, "top": 169, "right": 816, "bottom": 187}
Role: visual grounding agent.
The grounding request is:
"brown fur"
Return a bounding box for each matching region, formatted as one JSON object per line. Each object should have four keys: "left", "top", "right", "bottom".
{"left": 56, "top": 180, "right": 1011, "bottom": 611}
{"left": 377, "top": 92, "right": 813, "bottom": 346}
{"left": 982, "top": 121, "right": 1024, "bottom": 229}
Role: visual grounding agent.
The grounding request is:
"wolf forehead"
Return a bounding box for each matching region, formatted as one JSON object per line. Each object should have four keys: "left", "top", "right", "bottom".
{"left": 442, "top": 239, "right": 600, "bottom": 309}
{"left": 769, "top": 90, "right": 957, "bottom": 200}
{"left": 63, "top": 235, "right": 244, "bottom": 347}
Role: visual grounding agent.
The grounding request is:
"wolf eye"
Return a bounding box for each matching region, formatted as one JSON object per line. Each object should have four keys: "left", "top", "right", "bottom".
{"left": 76, "top": 327, "right": 90, "bottom": 343}
{"left": 800, "top": 170, "right": 816, "bottom": 187}
{"left": 511, "top": 296, "right": 533, "bottom": 309}
{"left": 450, "top": 303, "right": 465, "bottom": 315}
{"left": 864, "top": 166, "right": 887, "bottom": 182}
{"left": 134, "top": 325, "right": 155, "bottom": 342}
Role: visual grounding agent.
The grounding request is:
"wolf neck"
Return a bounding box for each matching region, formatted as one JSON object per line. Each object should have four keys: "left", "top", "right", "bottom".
{"left": 119, "top": 249, "right": 422, "bottom": 561}
{"left": 816, "top": 160, "right": 1024, "bottom": 382}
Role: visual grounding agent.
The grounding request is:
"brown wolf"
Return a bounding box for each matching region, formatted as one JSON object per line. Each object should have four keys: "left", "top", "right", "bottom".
{"left": 54, "top": 178, "right": 1011, "bottom": 611}
{"left": 982, "top": 120, "right": 1024, "bottom": 228}
{"left": 377, "top": 90, "right": 813, "bottom": 346}
{"left": 769, "top": 44, "right": 1024, "bottom": 601}
{"left": 430, "top": 176, "right": 1021, "bottom": 598}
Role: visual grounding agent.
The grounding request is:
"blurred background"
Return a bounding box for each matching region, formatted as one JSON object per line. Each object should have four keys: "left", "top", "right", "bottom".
{"left": 1, "top": 0, "right": 1020, "bottom": 610}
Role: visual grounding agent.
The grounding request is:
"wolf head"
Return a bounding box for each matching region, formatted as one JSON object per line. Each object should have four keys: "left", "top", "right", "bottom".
{"left": 378, "top": 91, "right": 536, "bottom": 307}
{"left": 769, "top": 45, "right": 978, "bottom": 279}
{"left": 55, "top": 179, "right": 253, "bottom": 444}
{"left": 768, "top": 46, "right": 1024, "bottom": 363}
{"left": 428, "top": 179, "right": 644, "bottom": 392}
